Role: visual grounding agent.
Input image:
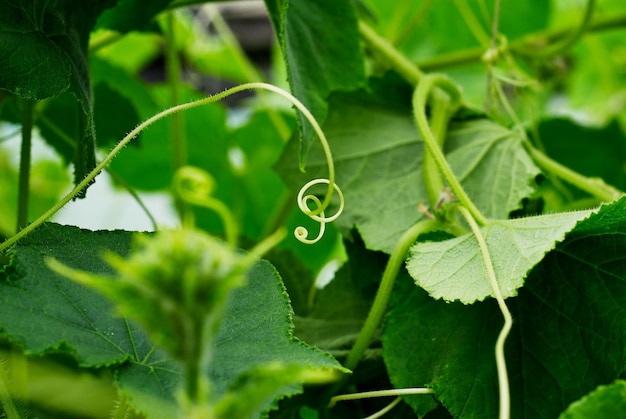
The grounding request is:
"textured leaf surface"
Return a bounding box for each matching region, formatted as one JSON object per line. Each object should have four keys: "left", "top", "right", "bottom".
{"left": 407, "top": 209, "right": 594, "bottom": 303}
{"left": 384, "top": 198, "right": 626, "bottom": 418}
{"left": 265, "top": 0, "right": 365, "bottom": 165}
{"left": 276, "top": 93, "right": 540, "bottom": 253}
{"left": 293, "top": 239, "right": 384, "bottom": 353}
{"left": 0, "top": 0, "right": 118, "bottom": 191}
{"left": 0, "top": 223, "right": 345, "bottom": 418}
{"left": 382, "top": 275, "right": 499, "bottom": 418}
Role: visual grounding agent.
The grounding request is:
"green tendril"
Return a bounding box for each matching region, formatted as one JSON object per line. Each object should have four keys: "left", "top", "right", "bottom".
{"left": 412, "top": 74, "right": 488, "bottom": 225}
{"left": 0, "top": 82, "right": 342, "bottom": 252}
{"left": 329, "top": 388, "right": 434, "bottom": 408}
{"left": 458, "top": 205, "right": 512, "bottom": 419}
{"left": 294, "top": 179, "right": 344, "bottom": 245}
{"left": 173, "top": 166, "right": 239, "bottom": 247}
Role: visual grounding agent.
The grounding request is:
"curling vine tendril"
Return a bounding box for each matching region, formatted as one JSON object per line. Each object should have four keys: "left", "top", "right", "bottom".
{"left": 0, "top": 82, "right": 343, "bottom": 252}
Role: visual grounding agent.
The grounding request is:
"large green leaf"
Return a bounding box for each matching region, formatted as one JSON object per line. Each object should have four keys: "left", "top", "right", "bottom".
{"left": 383, "top": 197, "right": 626, "bottom": 418}
{"left": 0, "top": 223, "right": 345, "bottom": 418}
{"left": 382, "top": 275, "right": 499, "bottom": 418}
{"left": 275, "top": 92, "right": 540, "bottom": 253}
{"left": 0, "top": 0, "right": 119, "bottom": 192}
{"left": 407, "top": 209, "right": 594, "bottom": 303}
{"left": 292, "top": 239, "right": 384, "bottom": 354}
{"left": 264, "top": 0, "right": 366, "bottom": 166}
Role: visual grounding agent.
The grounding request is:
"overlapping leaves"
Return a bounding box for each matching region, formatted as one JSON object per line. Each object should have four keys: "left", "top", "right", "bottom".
{"left": 275, "top": 91, "right": 540, "bottom": 253}
{"left": 0, "top": 223, "right": 345, "bottom": 418}
{"left": 383, "top": 197, "right": 626, "bottom": 418}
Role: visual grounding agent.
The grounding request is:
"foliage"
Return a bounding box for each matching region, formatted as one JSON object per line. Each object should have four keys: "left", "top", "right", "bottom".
{"left": 1, "top": 0, "right": 626, "bottom": 418}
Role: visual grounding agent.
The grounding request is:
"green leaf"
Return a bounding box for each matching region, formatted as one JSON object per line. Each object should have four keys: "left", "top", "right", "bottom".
{"left": 293, "top": 239, "right": 384, "bottom": 353}
{"left": 275, "top": 92, "right": 541, "bottom": 253}
{"left": 559, "top": 381, "right": 626, "bottom": 419}
{"left": 407, "top": 209, "right": 594, "bottom": 303}
{"left": 0, "top": 30, "right": 70, "bottom": 99}
{"left": 265, "top": 0, "right": 366, "bottom": 166}
{"left": 382, "top": 275, "right": 498, "bottom": 418}
{"left": 0, "top": 223, "right": 138, "bottom": 365}
{"left": 0, "top": 223, "right": 346, "bottom": 418}
{"left": 209, "top": 260, "right": 347, "bottom": 398}
{"left": 384, "top": 197, "right": 626, "bottom": 418}
{"left": 0, "top": 0, "right": 119, "bottom": 193}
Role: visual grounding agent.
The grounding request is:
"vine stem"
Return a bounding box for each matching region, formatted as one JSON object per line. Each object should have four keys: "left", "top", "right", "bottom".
{"left": 358, "top": 20, "right": 422, "bottom": 85}
{"left": 0, "top": 82, "right": 336, "bottom": 253}
{"left": 17, "top": 100, "right": 34, "bottom": 231}
{"left": 422, "top": 89, "right": 455, "bottom": 209}
{"left": 458, "top": 206, "right": 512, "bottom": 419}
{"left": 344, "top": 219, "right": 439, "bottom": 372}
{"left": 329, "top": 388, "right": 434, "bottom": 408}
{"left": 522, "top": 141, "right": 622, "bottom": 202}
{"left": 413, "top": 75, "right": 487, "bottom": 225}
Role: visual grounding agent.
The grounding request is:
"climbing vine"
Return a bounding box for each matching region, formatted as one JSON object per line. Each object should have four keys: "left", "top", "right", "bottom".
{"left": 1, "top": 1, "right": 626, "bottom": 418}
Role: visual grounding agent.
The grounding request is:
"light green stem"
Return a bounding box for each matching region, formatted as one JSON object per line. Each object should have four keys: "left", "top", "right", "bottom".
{"left": 413, "top": 75, "right": 487, "bottom": 225}
{"left": 329, "top": 388, "right": 434, "bottom": 408}
{"left": 458, "top": 206, "right": 512, "bottom": 419}
{"left": 523, "top": 142, "right": 622, "bottom": 202}
{"left": 0, "top": 82, "right": 336, "bottom": 253}
{"left": 344, "top": 219, "right": 439, "bottom": 372}
{"left": 423, "top": 90, "right": 454, "bottom": 209}
{"left": 17, "top": 100, "right": 34, "bottom": 232}
{"left": 358, "top": 21, "right": 422, "bottom": 85}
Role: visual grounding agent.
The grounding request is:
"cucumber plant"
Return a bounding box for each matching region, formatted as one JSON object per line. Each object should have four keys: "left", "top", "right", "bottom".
{"left": 1, "top": 1, "right": 626, "bottom": 418}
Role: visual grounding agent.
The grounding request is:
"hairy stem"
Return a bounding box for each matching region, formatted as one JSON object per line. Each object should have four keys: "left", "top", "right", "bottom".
{"left": 413, "top": 75, "right": 487, "bottom": 225}
{"left": 458, "top": 206, "right": 512, "bottom": 419}
{"left": 523, "top": 142, "right": 622, "bottom": 202}
{"left": 344, "top": 219, "right": 439, "bottom": 372}
{"left": 0, "top": 83, "right": 333, "bottom": 252}
{"left": 204, "top": 6, "right": 291, "bottom": 141}
{"left": 423, "top": 90, "right": 454, "bottom": 209}
{"left": 359, "top": 20, "right": 422, "bottom": 85}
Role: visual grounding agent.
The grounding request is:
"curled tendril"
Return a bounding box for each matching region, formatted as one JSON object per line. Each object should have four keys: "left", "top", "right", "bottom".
{"left": 173, "top": 166, "right": 238, "bottom": 247}
{"left": 295, "top": 179, "right": 344, "bottom": 244}
{"left": 173, "top": 166, "right": 216, "bottom": 205}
